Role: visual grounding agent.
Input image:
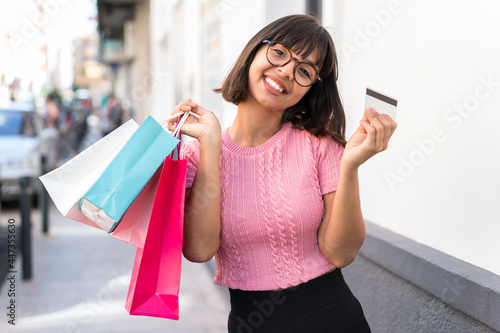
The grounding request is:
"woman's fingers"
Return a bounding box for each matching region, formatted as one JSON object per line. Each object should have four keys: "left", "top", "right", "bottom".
{"left": 168, "top": 99, "right": 222, "bottom": 142}
{"left": 363, "top": 108, "right": 397, "bottom": 152}
{"left": 181, "top": 102, "right": 198, "bottom": 113}
{"left": 169, "top": 99, "right": 195, "bottom": 131}
{"left": 363, "top": 108, "right": 384, "bottom": 152}
{"left": 172, "top": 98, "right": 198, "bottom": 116}
{"left": 378, "top": 114, "right": 397, "bottom": 150}
{"left": 344, "top": 108, "right": 397, "bottom": 168}
{"left": 172, "top": 99, "right": 201, "bottom": 122}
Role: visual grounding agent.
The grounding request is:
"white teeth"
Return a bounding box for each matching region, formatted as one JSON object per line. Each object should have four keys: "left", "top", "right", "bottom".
{"left": 265, "top": 77, "right": 285, "bottom": 93}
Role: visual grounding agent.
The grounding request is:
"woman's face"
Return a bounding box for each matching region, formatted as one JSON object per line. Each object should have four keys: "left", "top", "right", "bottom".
{"left": 246, "top": 43, "right": 319, "bottom": 113}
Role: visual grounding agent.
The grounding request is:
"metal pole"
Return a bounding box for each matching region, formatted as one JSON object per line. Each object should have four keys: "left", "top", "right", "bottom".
{"left": 40, "top": 155, "right": 49, "bottom": 234}
{"left": 20, "top": 176, "right": 32, "bottom": 280}
{"left": 0, "top": 164, "right": 3, "bottom": 213}
{"left": 306, "top": 0, "right": 322, "bottom": 21}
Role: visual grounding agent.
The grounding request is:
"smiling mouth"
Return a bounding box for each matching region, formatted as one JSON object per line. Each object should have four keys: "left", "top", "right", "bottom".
{"left": 264, "top": 76, "right": 288, "bottom": 94}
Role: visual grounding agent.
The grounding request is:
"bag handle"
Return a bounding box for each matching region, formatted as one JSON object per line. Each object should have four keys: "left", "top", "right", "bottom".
{"left": 160, "top": 111, "right": 199, "bottom": 159}
{"left": 160, "top": 111, "right": 199, "bottom": 137}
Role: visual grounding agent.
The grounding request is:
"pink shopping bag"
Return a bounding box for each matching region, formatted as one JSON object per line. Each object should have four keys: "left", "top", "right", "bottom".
{"left": 125, "top": 156, "right": 187, "bottom": 320}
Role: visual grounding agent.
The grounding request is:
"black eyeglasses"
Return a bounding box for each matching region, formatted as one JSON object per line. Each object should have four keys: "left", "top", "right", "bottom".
{"left": 262, "top": 40, "right": 321, "bottom": 87}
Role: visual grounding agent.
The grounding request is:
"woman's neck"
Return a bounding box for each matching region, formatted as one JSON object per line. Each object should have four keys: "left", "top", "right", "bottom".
{"left": 228, "top": 100, "right": 284, "bottom": 148}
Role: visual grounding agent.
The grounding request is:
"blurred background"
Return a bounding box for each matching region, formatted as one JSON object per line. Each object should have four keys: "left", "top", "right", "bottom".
{"left": 0, "top": 0, "right": 499, "bottom": 332}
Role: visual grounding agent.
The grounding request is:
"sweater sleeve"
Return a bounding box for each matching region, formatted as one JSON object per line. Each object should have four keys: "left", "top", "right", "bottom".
{"left": 316, "top": 137, "right": 344, "bottom": 195}
{"left": 179, "top": 139, "right": 200, "bottom": 189}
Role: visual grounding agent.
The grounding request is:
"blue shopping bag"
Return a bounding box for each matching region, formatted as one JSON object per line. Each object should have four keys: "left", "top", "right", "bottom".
{"left": 79, "top": 116, "right": 179, "bottom": 233}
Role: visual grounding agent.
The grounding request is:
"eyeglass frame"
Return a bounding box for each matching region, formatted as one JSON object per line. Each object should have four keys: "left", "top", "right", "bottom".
{"left": 262, "top": 40, "right": 321, "bottom": 87}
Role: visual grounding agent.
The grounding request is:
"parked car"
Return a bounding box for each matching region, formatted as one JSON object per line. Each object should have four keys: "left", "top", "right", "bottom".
{"left": 0, "top": 102, "right": 44, "bottom": 201}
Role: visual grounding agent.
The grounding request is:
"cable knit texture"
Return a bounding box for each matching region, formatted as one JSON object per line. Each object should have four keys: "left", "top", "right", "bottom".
{"left": 180, "top": 122, "right": 344, "bottom": 291}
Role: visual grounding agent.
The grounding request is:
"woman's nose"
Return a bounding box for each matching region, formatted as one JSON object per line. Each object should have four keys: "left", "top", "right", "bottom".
{"left": 278, "top": 60, "right": 296, "bottom": 81}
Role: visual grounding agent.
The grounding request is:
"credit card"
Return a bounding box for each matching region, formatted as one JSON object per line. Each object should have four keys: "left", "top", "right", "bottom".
{"left": 364, "top": 88, "right": 397, "bottom": 121}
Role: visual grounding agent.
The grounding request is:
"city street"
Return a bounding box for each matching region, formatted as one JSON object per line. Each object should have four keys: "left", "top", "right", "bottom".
{"left": 0, "top": 199, "right": 230, "bottom": 333}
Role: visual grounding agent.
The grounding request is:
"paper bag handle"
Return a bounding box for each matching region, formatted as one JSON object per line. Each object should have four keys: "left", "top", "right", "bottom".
{"left": 161, "top": 111, "right": 199, "bottom": 160}
{"left": 161, "top": 111, "right": 199, "bottom": 137}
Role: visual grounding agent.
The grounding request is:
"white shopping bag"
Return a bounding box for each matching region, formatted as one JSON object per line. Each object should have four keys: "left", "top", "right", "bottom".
{"left": 40, "top": 119, "right": 154, "bottom": 248}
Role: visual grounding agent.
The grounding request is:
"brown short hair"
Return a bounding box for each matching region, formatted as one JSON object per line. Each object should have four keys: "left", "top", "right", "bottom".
{"left": 216, "top": 14, "right": 346, "bottom": 146}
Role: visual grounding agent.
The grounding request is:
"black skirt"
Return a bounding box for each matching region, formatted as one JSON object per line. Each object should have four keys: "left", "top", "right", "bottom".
{"left": 227, "top": 269, "right": 371, "bottom": 333}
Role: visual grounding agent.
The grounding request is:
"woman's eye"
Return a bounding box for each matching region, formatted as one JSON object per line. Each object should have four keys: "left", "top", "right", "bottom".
{"left": 298, "top": 67, "right": 311, "bottom": 78}
{"left": 273, "top": 49, "right": 286, "bottom": 57}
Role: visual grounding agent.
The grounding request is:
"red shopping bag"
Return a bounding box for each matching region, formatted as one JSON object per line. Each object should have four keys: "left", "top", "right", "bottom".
{"left": 125, "top": 156, "right": 187, "bottom": 319}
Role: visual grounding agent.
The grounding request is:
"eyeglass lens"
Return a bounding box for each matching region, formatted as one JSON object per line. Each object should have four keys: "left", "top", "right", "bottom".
{"left": 267, "top": 43, "right": 318, "bottom": 86}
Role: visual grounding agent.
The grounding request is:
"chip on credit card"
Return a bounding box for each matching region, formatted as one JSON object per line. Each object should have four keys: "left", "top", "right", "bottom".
{"left": 364, "top": 88, "right": 397, "bottom": 121}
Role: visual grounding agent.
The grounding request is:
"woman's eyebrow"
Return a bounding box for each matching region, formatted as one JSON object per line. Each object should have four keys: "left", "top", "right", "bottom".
{"left": 300, "top": 57, "right": 321, "bottom": 71}
{"left": 303, "top": 59, "right": 318, "bottom": 67}
{"left": 293, "top": 51, "right": 318, "bottom": 67}
{"left": 293, "top": 49, "right": 321, "bottom": 68}
{"left": 289, "top": 44, "right": 322, "bottom": 69}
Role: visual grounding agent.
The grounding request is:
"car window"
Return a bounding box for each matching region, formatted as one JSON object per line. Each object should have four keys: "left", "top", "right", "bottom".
{"left": 0, "top": 111, "right": 23, "bottom": 135}
{"left": 0, "top": 110, "right": 37, "bottom": 137}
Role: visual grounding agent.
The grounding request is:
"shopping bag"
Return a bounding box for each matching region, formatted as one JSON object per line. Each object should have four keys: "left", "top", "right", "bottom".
{"left": 80, "top": 115, "right": 180, "bottom": 233}
{"left": 40, "top": 119, "right": 154, "bottom": 247}
{"left": 40, "top": 119, "right": 138, "bottom": 219}
{"left": 125, "top": 156, "right": 187, "bottom": 320}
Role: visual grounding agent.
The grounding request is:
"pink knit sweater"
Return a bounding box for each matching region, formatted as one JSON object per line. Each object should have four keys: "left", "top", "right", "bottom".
{"left": 180, "top": 122, "right": 344, "bottom": 291}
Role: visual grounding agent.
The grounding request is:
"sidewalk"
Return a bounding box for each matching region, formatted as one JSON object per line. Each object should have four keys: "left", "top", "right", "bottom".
{"left": 0, "top": 202, "right": 230, "bottom": 333}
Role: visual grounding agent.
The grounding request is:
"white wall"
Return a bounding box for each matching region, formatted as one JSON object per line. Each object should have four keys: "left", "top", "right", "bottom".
{"left": 150, "top": 0, "right": 197, "bottom": 120}
{"left": 149, "top": 0, "right": 171, "bottom": 120}
{"left": 327, "top": 0, "right": 500, "bottom": 275}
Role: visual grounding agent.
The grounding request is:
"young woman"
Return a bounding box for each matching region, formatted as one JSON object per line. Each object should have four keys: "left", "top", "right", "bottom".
{"left": 169, "top": 14, "right": 396, "bottom": 333}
